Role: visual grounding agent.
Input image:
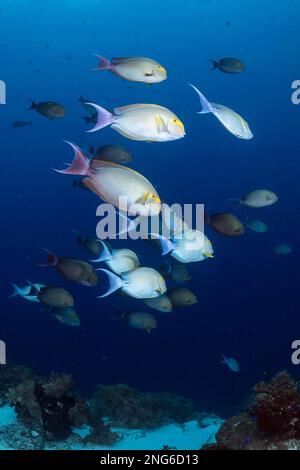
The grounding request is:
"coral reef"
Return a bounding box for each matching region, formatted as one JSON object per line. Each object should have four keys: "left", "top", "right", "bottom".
{"left": 203, "top": 371, "right": 300, "bottom": 450}
{"left": 2, "top": 365, "right": 118, "bottom": 447}
{"left": 90, "top": 384, "right": 196, "bottom": 429}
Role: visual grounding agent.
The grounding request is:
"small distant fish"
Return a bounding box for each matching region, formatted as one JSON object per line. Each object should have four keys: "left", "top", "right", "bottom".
{"left": 168, "top": 288, "right": 198, "bottom": 308}
{"left": 92, "top": 55, "right": 167, "bottom": 84}
{"left": 221, "top": 354, "right": 240, "bottom": 372}
{"left": 28, "top": 284, "right": 74, "bottom": 308}
{"left": 11, "top": 120, "right": 32, "bottom": 128}
{"left": 210, "top": 58, "right": 246, "bottom": 74}
{"left": 51, "top": 306, "right": 80, "bottom": 327}
{"left": 71, "top": 229, "right": 104, "bottom": 258}
{"left": 28, "top": 100, "right": 66, "bottom": 119}
{"left": 246, "top": 220, "right": 268, "bottom": 233}
{"left": 64, "top": 54, "right": 72, "bottom": 61}
{"left": 189, "top": 84, "right": 253, "bottom": 140}
{"left": 144, "top": 294, "right": 173, "bottom": 313}
{"left": 123, "top": 311, "right": 157, "bottom": 333}
{"left": 229, "top": 190, "right": 278, "bottom": 208}
{"left": 159, "top": 261, "right": 191, "bottom": 283}
{"left": 205, "top": 213, "right": 244, "bottom": 237}
{"left": 90, "top": 144, "right": 132, "bottom": 164}
{"left": 274, "top": 244, "right": 292, "bottom": 255}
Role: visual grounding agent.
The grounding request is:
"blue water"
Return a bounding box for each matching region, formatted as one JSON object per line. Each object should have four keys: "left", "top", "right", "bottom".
{"left": 1, "top": 0, "right": 300, "bottom": 418}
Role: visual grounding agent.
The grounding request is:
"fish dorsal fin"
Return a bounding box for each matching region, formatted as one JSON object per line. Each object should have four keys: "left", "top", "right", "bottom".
{"left": 114, "top": 103, "right": 168, "bottom": 115}
{"left": 111, "top": 57, "right": 132, "bottom": 65}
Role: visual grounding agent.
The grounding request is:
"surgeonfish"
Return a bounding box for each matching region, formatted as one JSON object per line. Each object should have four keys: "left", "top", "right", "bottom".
{"left": 97, "top": 267, "right": 167, "bottom": 299}
{"left": 55, "top": 142, "right": 161, "bottom": 216}
{"left": 85, "top": 102, "right": 185, "bottom": 142}
{"left": 189, "top": 84, "right": 253, "bottom": 140}
{"left": 229, "top": 190, "right": 279, "bottom": 208}
{"left": 91, "top": 240, "right": 140, "bottom": 275}
{"left": 210, "top": 57, "right": 246, "bottom": 74}
{"left": 144, "top": 294, "right": 173, "bottom": 313}
{"left": 123, "top": 311, "right": 157, "bottom": 333}
{"left": 92, "top": 55, "right": 167, "bottom": 83}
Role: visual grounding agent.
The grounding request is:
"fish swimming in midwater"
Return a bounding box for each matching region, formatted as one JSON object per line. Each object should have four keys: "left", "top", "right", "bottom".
{"left": 97, "top": 267, "right": 167, "bottom": 299}
{"left": 246, "top": 220, "right": 268, "bottom": 233}
{"left": 154, "top": 229, "right": 214, "bottom": 263}
{"left": 55, "top": 142, "right": 161, "bottom": 217}
{"left": 92, "top": 55, "right": 167, "bottom": 83}
{"left": 11, "top": 120, "right": 32, "bottom": 128}
{"left": 29, "top": 284, "right": 74, "bottom": 308}
{"left": 41, "top": 249, "right": 98, "bottom": 287}
{"left": 221, "top": 354, "right": 240, "bottom": 372}
{"left": 168, "top": 287, "right": 198, "bottom": 308}
{"left": 91, "top": 240, "right": 140, "bottom": 275}
{"left": 274, "top": 244, "right": 292, "bottom": 255}
{"left": 51, "top": 306, "right": 81, "bottom": 327}
{"left": 189, "top": 84, "right": 253, "bottom": 140}
{"left": 229, "top": 190, "right": 279, "bottom": 208}
{"left": 85, "top": 102, "right": 185, "bottom": 142}
{"left": 9, "top": 282, "right": 45, "bottom": 302}
{"left": 90, "top": 144, "right": 132, "bottom": 164}
{"left": 159, "top": 261, "right": 191, "bottom": 283}
{"left": 28, "top": 100, "right": 66, "bottom": 119}
{"left": 205, "top": 213, "right": 244, "bottom": 237}
{"left": 71, "top": 229, "right": 104, "bottom": 258}
{"left": 210, "top": 57, "right": 246, "bottom": 74}
{"left": 144, "top": 294, "right": 173, "bottom": 313}
{"left": 123, "top": 311, "right": 157, "bottom": 333}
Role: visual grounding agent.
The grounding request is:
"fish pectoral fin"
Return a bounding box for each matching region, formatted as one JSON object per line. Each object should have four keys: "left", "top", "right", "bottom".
{"left": 144, "top": 71, "right": 154, "bottom": 77}
{"left": 155, "top": 114, "right": 167, "bottom": 133}
{"left": 134, "top": 193, "right": 148, "bottom": 205}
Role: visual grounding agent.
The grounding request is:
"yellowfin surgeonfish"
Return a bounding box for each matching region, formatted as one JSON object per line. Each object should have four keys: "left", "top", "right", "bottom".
{"left": 55, "top": 142, "right": 161, "bottom": 216}
{"left": 229, "top": 189, "right": 279, "bottom": 208}
{"left": 189, "top": 84, "right": 253, "bottom": 140}
{"left": 123, "top": 311, "right": 157, "bottom": 333}
{"left": 92, "top": 55, "right": 167, "bottom": 84}
{"left": 98, "top": 267, "right": 166, "bottom": 299}
{"left": 85, "top": 103, "right": 185, "bottom": 142}
{"left": 153, "top": 229, "right": 214, "bottom": 264}
{"left": 91, "top": 240, "right": 140, "bottom": 275}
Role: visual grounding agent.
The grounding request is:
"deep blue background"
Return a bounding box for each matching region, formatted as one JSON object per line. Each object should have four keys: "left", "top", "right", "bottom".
{"left": 0, "top": 0, "right": 299, "bottom": 417}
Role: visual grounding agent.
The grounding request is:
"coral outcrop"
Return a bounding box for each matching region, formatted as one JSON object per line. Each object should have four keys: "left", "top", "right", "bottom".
{"left": 204, "top": 371, "right": 300, "bottom": 450}
{"left": 90, "top": 383, "right": 196, "bottom": 429}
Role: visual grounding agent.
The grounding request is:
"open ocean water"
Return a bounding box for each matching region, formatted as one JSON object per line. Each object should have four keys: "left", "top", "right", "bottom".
{"left": 0, "top": 0, "right": 300, "bottom": 451}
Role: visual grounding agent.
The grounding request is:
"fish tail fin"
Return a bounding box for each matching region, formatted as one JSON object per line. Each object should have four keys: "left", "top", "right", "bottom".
{"left": 96, "top": 269, "right": 124, "bottom": 298}
{"left": 210, "top": 60, "right": 219, "bottom": 71}
{"left": 149, "top": 233, "right": 174, "bottom": 256}
{"left": 91, "top": 54, "right": 112, "bottom": 71}
{"left": 188, "top": 84, "right": 213, "bottom": 114}
{"left": 220, "top": 352, "right": 227, "bottom": 363}
{"left": 70, "top": 229, "right": 83, "bottom": 245}
{"left": 85, "top": 103, "right": 114, "bottom": 133}
{"left": 40, "top": 248, "right": 58, "bottom": 267}
{"left": 53, "top": 141, "right": 92, "bottom": 176}
{"left": 27, "top": 100, "right": 37, "bottom": 111}
{"left": 9, "top": 283, "right": 24, "bottom": 298}
{"left": 90, "top": 240, "right": 111, "bottom": 262}
{"left": 227, "top": 198, "right": 242, "bottom": 209}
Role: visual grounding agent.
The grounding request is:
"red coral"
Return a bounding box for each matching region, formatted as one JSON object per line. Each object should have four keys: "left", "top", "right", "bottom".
{"left": 251, "top": 371, "right": 300, "bottom": 439}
